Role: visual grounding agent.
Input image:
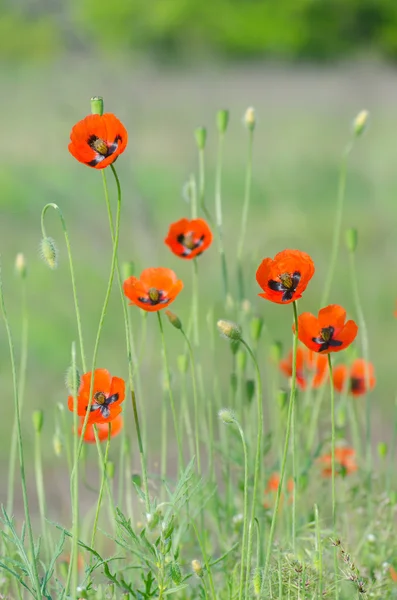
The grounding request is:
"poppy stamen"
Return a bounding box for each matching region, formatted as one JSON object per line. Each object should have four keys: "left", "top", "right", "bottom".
{"left": 94, "top": 391, "right": 107, "bottom": 405}
{"left": 177, "top": 232, "right": 205, "bottom": 256}
{"left": 268, "top": 270, "right": 301, "bottom": 302}
{"left": 312, "top": 325, "right": 343, "bottom": 352}
{"left": 88, "top": 391, "right": 120, "bottom": 418}
{"left": 148, "top": 287, "right": 160, "bottom": 302}
{"left": 138, "top": 287, "right": 170, "bottom": 307}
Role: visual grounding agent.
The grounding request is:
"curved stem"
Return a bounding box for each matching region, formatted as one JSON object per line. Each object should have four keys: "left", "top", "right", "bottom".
{"left": 240, "top": 337, "right": 263, "bottom": 597}
{"left": 157, "top": 311, "right": 184, "bottom": 473}
{"left": 237, "top": 128, "right": 254, "bottom": 301}
{"left": 181, "top": 330, "right": 201, "bottom": 474}
{"left": 263, "top": 301, "right": 298, "bottom": 585}
{"left": 0, "top": 263, "right": 41, "bottom": 598}
{"left": 234, "top": 419, "right": 249, "bottom": 600}
{"left": 90, "top": 424, "right": 111, "bottom": 548}
{"left": 215, "top": 131, "right": 229, "bottom": 299}
{"left": 41, "top": 204, "right": 86, "bottom": 371}
{"left": 321, "top": 141, "right": 354, "bottom": 306}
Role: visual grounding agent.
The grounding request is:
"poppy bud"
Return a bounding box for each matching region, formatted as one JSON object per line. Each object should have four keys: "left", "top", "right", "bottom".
{"left": 32, "top": 410, "right": 44, "bottom": 433}
{"left": 192, "top": 559, "right": 204, "bottom": 578}
{"left": 237, "top": 349, "right": 247, "bottom": 372}
{"left": 337, "top": 405, "right": 347, "bottom": 428}
{"left": 53, "top": 432, "right": 63, "bottom": 457}
{"left": 353, "top": 110, "right": 369, "bottom": 137}
{"left": 40, "top": 237, "right": 58, "bottom": 270}
{"left": 246, "top": 379, "right": 255, "bottom": 403}
{"left": 15, "top": 253, "right": 27, "bottom": 279}
{"left": 177, "top": 354, "right": 189, "bottom": 374}
{"left": 217, "top": 109, "right": 229, "bottom": 134}
{"left": 270, "top": 341, "right": 282, "bottom": 363}
{"left": 217, "top": 319, "right": 242, "bottom": 341}
{"left": 345, "top": 228, "right": 358, "bottom": 253}
{"left": 90, "top": 96, "right": 104, "bottom": 116}
{"left": 165, "top": 310, "right": 182, "bottom": 330}
{"left": 123, "top": 435, "right": 131, "bottom": 454}
{"left": 378, "top": 442, "right": 388, "bottom": 458}
{"left": 250, "top": 316, "right": 264, "bottom": 342}
{"left": 106, "top": 461, "right": 115, "bottom": 479}
{"left": 65, "top": 365, "right": 81, "bottom": 396}
{"left": 252, "top": 568, "right": 262, "bottom": 596}
{"left": 218, "top": 408, "right": 236, "bottom": 425}
{"left": 277, "top": 389, "right": 288, "bottom": 410}
{"left": 170, "top": 562, "right": 182, "bottom": 585}
{"left": 122, "top": 261, "right": 135, "bottom": 280}
{"left": 244, "top": 107, "right": 256, "bottom": 132}
{"left": 194, "top": 126, "right": 207, "bottom": 150}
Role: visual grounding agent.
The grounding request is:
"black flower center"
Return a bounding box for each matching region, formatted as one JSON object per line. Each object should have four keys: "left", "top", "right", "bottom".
{"left": 312, "top": 326, "right": 343, "bottom": 352}
{"left": 350, "top": 377, "right": 364, "bottom": 394}
{"left": 177, "top": 232, "right": 205, "bottom": 257}
{"left": 87, "top": 134, "right": 122, "bottom": 166}
{"left": 87, "top": 390, "right": 119, "bottom": 419}
{"left": 138, "top": 288, "right": 170, "bottom": 306}
{"left": 268, "top": 271, "right": 301, "bottom": 302}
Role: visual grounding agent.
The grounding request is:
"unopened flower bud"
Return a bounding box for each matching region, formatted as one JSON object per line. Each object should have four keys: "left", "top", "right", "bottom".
{"left": 217, "top": 109, "right": 229, "bottom": 134}
{"left": 250, "top": 316, "right": 264, "bottom": 342}
{"left": 237, "top": 349, "right": 247, "bottom": 372}
{"left": 244, "top": 107, "right": 256, "bottom": 131}
{"left": 15, "top": 253, "right": 27, "bottom": 279}
{"left": 337, "top": 405, "right": 346, "bottom": 428}
{"left": 65, "top": 365, "right": 81, "bottom": 396}
{"left": 353, "top": 110, "right": 369, "bottom": 137}
{"left": 218, "top": 408, "right": 235, "bottom": 425}
{"left": 378, "top": 442, "right": 388, "bottom": 459}
{"left": 246, "top": 379, "right": 255, "bottom": 403}
{"left": 165, "top": 310, "right": 182, "bottom": 330}
{"left": 40, "top": 237, "right": 58, "bottom": 270}
{"left": 345, "top": 228, "right": 358, "bottom": 253}
{"left": 177, "top": 354, "right": 189, "bottom": 374}
{"left": 32, "top": 410, "right": 44, "bottom": 433}
{"left": 277, "top": 389, "right": 288, "bottom": 410}
{"left": 53, "top": 432, "right": 63, "bottom": 457}
{"left": 122, "top": 261, "right": 135, "bottom": 280}
{"left": 106, "top": 461, "right": 115, "bottom": 479}
{"left": 270, "top": 341, "right": 282, "bottom": 363}
{"left": 194, "top": 126, "right": 207, "bottom": 150}
{"left": 90, "top": 96, "right": 104, "bottom": 116}
{"left": 252, "top": 568, "right": 262, "bottom": 596}
{"left": 217, "top": 319, "right": 242, "bottom": 341}
{"left": 170, "top": 562, "right": 182, "bottom": 584}
{"left": 192, "top": 559, "right": 204, "bottom": 578}
{"left": 230, "top": 339, "right": 240, "bottom": 355}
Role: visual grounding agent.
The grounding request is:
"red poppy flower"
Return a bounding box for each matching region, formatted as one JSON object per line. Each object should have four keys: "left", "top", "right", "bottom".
{"left": 256, "top": 249, "right": 315, "bottom": 304}
{"left": 280, "top": 345, "right": 328, "bottom": 390}
{"left": 77, "top": 414, "right": 123, "bottom": 443}
{"left": 390, "top": 566, "right": 397, "bottom": 583}
{"left": 296, "top": 305, "right": 358, "bottom": 354}
{"left": 123, "top": 267, "right": 183, "bottom": 313}
{"left": 68, "top": 113, "right": 128, "bottom": 169}
{"left": 318, "top": 446, "right": 357, "bottom": 477}
{"left": 165, "top": 218, "right": 213, "bottom": 259}
{"left": 333, "top": 359, "right": 375, "bottom": 396}
{"left": 68, "top": 369, "right": 125, "bottom": 424}
{"left": 264, "top": 472, "right": 294, "bottom": 508}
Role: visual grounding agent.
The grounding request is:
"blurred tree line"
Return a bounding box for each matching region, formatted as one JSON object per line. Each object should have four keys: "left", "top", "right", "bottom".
{"left": 3, "top": 0, "right": 397, "bottom": 63}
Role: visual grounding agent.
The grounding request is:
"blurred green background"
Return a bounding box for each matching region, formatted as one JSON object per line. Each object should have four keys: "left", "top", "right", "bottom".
{"left": 1, "top": 0, "right": 397, "bottom": 509}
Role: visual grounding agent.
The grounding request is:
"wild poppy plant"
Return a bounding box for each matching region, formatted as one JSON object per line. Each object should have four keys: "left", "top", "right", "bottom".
{"left": 280, "top": 345, "right": 328, "bottom": 390}
{"left": 256, "top": 249, "right": 315, "bottom": 304}
{"left": 123, "top": 267, "right": 183, "bottom": 312}
{"left": 264, "top": 472, "right": 294, "bottom": 509}
{"left": 333, "top": 358, "right": 375, "bottom": 396}
{"left": 68, "top": 369, "right": 125, "bottom": 424}
{"left": 318, "top": 446, "right": 358, "bottom": 477}
{"left": 68, "top": 113, "right": 128, "bottom": 169}
{"left": 165, "top": 218, "right": 213, "bottom": 259}
{"left": 296, "top": 305, "right": 358, "bottom": 354}
{"left": 77, "top": 414, "right": 123, "bottom": 443}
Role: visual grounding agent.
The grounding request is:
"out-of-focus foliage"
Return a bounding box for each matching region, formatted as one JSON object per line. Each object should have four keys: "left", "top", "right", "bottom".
{"left": 4, "top": 0, "right": 397, "bottom": 63}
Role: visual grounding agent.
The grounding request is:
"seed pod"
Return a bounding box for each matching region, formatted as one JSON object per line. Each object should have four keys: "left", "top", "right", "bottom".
{"left": 345, "top": 228, "right": 358, "bottom": 253}
{"left": 217, "top": 109, "right": 229, "bottom": 134}
{"left": 32, "top": 410, "right": 44, "bottom": 433}
{"left": 194, "top": 126, "right": 207, "bottom": 150}
{"left": 90, "top": 96, "right": 104, "bottom": 116}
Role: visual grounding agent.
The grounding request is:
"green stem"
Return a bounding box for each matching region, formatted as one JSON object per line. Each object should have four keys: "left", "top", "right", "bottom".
{"left": 181, "top": 330, "right": 201, "bottom": 474}
{"left": 198, "top": 146, "right": 213, "bottom": 224}
{"left": 0, "top": 264, "right": 41, "bottom": 598}
{"left": 236, "top": 128, "right": 254, "bottom": 302}
{"left": 192, "top": 522, "right": 217, "bottom": 600}
{"left": 234, "top": 419, "right": 249, "bottom": 600}
{"left": 263, "top": 301, "right": 298, "bottom": 585}
{"left": 215, "top": 131, "right": 229, "bottom": 299}
{"left": 314, "top": 504, "right": 323, "bottom": 600}
{"left": 90, "top": 424, "right": 111, "bottom": 548}
{"left": 101, "top": 167, "right": 150, "bottom": 512}
{"left": 7, "top": 277, "right": 28, "bottom": 516}
{"left": 34, "top": 428, "right": 50, "bottom": 562}
{"left": 157, "top": 312, "right": 184, "bottom": 472}
{"left": 321, "top": 141, "right": 354, "bottom": 306}
{"left": 328, "top": 354, "right": 339, "bottom": 600}
{"left": 241, "top": 338, "right": 263, "bottom": 597}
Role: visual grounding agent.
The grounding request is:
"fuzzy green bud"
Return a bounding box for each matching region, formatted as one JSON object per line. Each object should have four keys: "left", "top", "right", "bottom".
{"left": 122, "top": 261, "right": 135, "bottom": 280}
{"left": 53, "top": 432, "right": 63, "bottom": 457}
{"left": 217, "top": 319, "right": 242, "bottom": 341}
{"left": 32, "top": 410, "right": 44, "bottom": 433}
{"left": 194, "top": 126, "right": 207, "bottom": 150}
{"left": 270, "top": 341, "right": 283, "bottom": 363}
{"left": 106, "top": 461, "right": 115, "bottom": 479}
{"left": 65, "top": 365, "right": 81, "bottom": 396}
{"left": 170, "top": 562, "right": 182, "bottom": 585}
{"left": 244, "top": 107, "right": 256, "bottom": 131}
{"left": 378, "top": 442, "right": 388, "bottom": 458}
{"left": 353, "top": 109, "right": 369, "bottom": 137}
{"left": 252, "top": 568, "right": 262, "bottom": 596}
{"left": 192, "top": 559, "right": 204, "bottom": 578}
{"left": 250, "top": 316, "right": 264, "bottom": 342}
{"left": 345, "top": 228, "right": 358, "bottom": 253}
{"left": 91, "top": 96, "right": 104, "bottom": 116}
{"left": 277, "top": 389, "right": 288, "bottom": 411}
{"left": 177, "top": 354, "right": 189, "bottom": 374}
{"left": 15, "top": 253, "right": 27, "bottom": 279}
{"left": 218, "top": 408, "right": 236, "bottom": 425}
{"left": 336, "top": 405, "right": 347, "bottom": 428}
{"left": 165, "top": 310, "right": 182, "bottom": 330}
{"left": 246, "top": 379, "right": 255, "bottom": 403}
{"left": 217, "top": 109, "right": 229, "bottom": 134}
{"left": 237, "top": 349, "right": 247, "bottom": 372}
{"left": 40, "top": 237, "right": 58, "bottom": 270}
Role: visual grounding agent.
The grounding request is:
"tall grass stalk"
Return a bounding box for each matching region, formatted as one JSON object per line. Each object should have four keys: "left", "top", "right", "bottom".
{"left": 237, "top": 125, "right": 254, "bottom": 301}
{"left": 327, "top": 354, "right": 339, "bottom": 600}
